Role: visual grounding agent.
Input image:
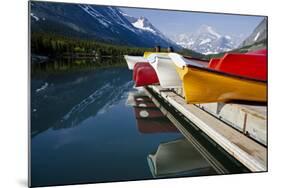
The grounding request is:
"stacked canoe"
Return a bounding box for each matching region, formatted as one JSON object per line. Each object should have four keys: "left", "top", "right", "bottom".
{"left": 124, "top": 49, "right": 267, "bottom": 104}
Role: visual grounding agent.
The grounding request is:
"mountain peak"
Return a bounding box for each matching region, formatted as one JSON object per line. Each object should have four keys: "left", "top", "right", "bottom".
{"left": 131, "top": 16, "right": 156, "bottom": 34}
{"left": 197, "top": 25, "right": 221, "bottom": 38}
{"left": 171, "top": 25, "right": 242, "bottom": 54}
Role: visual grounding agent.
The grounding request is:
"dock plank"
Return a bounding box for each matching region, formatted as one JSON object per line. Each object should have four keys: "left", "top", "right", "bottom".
{"left": 196, "top": 103, "right": 267, "bottom": 145}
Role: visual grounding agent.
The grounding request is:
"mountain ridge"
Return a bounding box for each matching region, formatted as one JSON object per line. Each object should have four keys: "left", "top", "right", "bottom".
{"left": 30, "top": 2, "right": 180, "bottom": 49}
{"left": 239, "top": 18, "right": 267, "bottom": 47}
{"left": 171, "top": 25, "right": 244, "bottom": 55}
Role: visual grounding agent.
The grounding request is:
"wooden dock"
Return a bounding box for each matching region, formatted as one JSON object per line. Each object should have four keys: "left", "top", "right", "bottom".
{"left": 196, "top": 103, "right": 267, "bottom": 145}
{"left": 145, "top": 85, "right": 267, "bottom": 172}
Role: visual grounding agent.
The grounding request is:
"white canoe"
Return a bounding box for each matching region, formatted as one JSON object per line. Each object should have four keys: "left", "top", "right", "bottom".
{"left": 147, "top": 53, "right": 182, "bottom": 88}
{"left": 168, "top": 53, "right": 204, "bottom": 68}
{"left": 124, "top": 55, "right": 148, "bottom": 70}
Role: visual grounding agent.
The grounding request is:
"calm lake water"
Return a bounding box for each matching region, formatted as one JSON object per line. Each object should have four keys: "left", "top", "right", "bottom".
{"left": 30, "top": 59, "right": 245, "bottom": 187}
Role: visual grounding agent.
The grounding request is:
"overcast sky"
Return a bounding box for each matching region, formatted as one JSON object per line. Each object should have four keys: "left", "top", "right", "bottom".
{"left": 120, "top": 7, "right": 265, "bottom": 38}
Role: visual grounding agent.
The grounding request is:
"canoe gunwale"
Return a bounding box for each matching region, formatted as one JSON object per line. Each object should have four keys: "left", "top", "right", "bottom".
{"left": 183, "top": 55, "right": 209, "bottom": 63}
{"left": 169, "top": 53, "right": 205, "bottom": 69}
{"left": 124, "top": 55, "right": 148, "bottom": 70}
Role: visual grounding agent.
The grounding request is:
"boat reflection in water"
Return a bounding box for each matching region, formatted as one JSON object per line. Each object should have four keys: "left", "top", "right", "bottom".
{"left": 127, "top": 90, "right": 178, "bottom": 134}
{"left": 127, "top": 90, "right": 217, "bottom": 178}
{"left": 147, "top": 139, "right": 216, "bottom": 178}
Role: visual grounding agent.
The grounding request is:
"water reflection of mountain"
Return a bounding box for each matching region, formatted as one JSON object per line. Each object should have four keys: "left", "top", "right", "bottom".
{"left": 147, "top": 138, "right": 217, "bottom": 178}
{"left": 31, "top": 66, "right": 133, "bottom": 137}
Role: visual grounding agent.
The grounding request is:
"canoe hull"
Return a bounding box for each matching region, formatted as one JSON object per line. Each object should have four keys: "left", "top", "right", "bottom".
{"left": 124, "top": 55, "right": 148, "bottom": 70}
{"left": 133, "top": 63, "right": 151, "bottom": 81}
{"left": 149, "top": 56, "right": 182, "bottom": 88}
{"left": 134, "top": 63, "right": 159, "bottom": 87}
{"left": 209, "top": 53, "right": 267, "bottom": 81}
{"left": 176, "top": 65, "right": 267, "bottom": 103}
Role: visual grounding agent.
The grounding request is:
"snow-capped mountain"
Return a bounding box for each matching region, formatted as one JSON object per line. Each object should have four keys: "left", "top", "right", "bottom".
{"left": 171, "top": 25, "right": 243, "bottom": 54}
{"left": 120, "top": 12, "right": 179, "bottom": 49}
{"left": 123, "top": 14, "right": 157, "bottom": 34}
{"left": 132, "top": 17, "right": 157, "bottom": 33}
{"left": 30, "top": 2, "right": 179, "bottom": 49}
{"left": 239, "top": 18, "right": 267, "bottom": 47}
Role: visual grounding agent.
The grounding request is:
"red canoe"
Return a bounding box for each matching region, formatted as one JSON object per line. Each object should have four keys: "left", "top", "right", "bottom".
{"left": 208, "top": 49, "right": 267, "bottom": 81}
{"left": 133, "top": 62, "right": 151, "bottom": 81}
{"left": 133, "top": 62, "right": 159, "bottom": 87}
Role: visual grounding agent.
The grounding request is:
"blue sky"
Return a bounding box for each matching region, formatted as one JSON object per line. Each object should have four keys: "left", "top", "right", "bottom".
{"left": 121, "top": 7, "right": 264, "bottom": 38}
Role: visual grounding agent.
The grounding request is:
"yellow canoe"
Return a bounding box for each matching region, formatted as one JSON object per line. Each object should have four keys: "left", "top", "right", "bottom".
{"left": 176, "top": 65, "right": 267, "bottom": 104}
{"left": 143, "top": 52, "right": 169, "bottom": 58}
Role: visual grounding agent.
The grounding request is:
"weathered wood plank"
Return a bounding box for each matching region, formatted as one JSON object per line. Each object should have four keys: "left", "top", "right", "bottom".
{"left": 195, "top": 102, "right": 267, "bottom": 145}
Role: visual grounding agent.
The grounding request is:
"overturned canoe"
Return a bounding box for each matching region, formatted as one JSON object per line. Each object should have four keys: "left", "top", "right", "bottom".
{"left": 124, "top": 55, "right": 148, "bottom": 70}
{"left": 208, "top": 53, "right": 267, "bottom": 81}
{"left": 133, "top": 63, "right": 159, "bottom": 87}
{"left": 133, "top": 62, "right": 151, "bottom": 81}
{"left": 147, "top": 53, "right": 183, "bottom": 88}
{"left": 175, "top": 64, "right": 267, "bottom": 103}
